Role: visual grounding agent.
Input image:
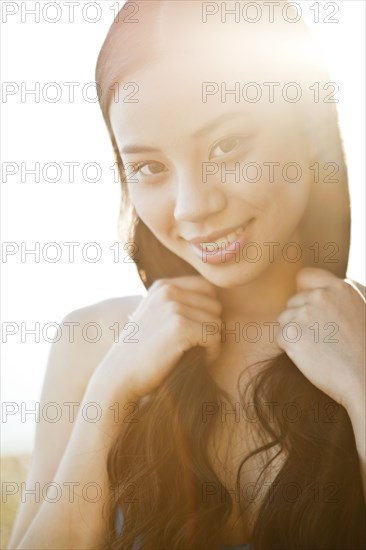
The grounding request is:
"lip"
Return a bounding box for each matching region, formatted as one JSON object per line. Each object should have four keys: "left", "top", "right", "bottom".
{"left": 184, "top": 218, "right": 255, "bottom": 265}
{"left": 184, "top": 219, "right": 253, "bottom": 245}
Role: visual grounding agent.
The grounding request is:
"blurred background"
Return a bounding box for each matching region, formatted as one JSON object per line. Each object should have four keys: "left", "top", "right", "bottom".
{"left": 1, "top": 0, "right": 365, "bottom": 545}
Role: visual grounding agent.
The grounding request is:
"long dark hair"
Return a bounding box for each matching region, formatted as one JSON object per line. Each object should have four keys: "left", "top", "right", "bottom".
{"left": 95, "top": 2, "right": 365, "bottom": 548}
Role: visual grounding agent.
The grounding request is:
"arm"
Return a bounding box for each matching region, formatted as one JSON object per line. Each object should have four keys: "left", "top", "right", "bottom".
{"left": 11, "top": 276, "right": 224, "bottom": 547}
{"left": 346, "top": 394, "right": 366, "bottom": 502}
{"left": 346, "top": 280, "right": 366, "bottom": 501}
{"left": 15, "top": 379, "right": 138, "bottom": 549}
{"left": 7, "top": 296, "right": 143, "bottom": 549}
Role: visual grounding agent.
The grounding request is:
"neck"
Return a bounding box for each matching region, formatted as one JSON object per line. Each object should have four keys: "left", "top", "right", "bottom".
{"left": 208, "top": 247, "right": 305, "bottom": 399}
{"left": 216, "top": 255, "right": 304, "bottom": 322}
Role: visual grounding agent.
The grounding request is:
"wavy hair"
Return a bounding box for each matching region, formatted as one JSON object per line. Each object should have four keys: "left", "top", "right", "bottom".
{"left": 95, "top": 2, "right": 365, "bottom": 548}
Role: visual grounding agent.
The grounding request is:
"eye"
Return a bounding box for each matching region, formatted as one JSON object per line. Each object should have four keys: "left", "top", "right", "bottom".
{"left": 133, "top": 161, "right": 167, "bottom": 177}
{"left": 209, "top": 135, "right": 250, "bottom": 160}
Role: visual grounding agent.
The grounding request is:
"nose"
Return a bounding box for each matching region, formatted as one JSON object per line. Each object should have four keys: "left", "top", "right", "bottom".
{"left": 173, "top": 168, "right": 227, "bottom": 223}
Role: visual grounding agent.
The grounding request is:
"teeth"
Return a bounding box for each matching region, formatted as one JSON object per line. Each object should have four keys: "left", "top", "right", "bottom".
{"left": 200, "top": 222, "right": 248, "bottom": 249}
{"left": 227, "top": 231, "right": 237, "bottom": 242}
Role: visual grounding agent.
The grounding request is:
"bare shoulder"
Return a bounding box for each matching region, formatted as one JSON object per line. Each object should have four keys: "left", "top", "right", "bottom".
{"left": 45, "top": 293, "right": 145, "bottom": 447}
{"left": 43, "top": 293, "right": 145, "bottom": 419}
{"left": 60, "top": 294, "right": 145, "bottom": 386}
{"left": 7, "top": 294, "right": 144, "bottom": 548}
{"left": 66, "top": 294, "right": 144, "bottom": 321}
{"left": 64, "top": 294, "right": 144, "bottom": 332}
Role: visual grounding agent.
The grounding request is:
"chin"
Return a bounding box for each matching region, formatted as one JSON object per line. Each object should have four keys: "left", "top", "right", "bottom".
{"left": 191, "top": 256, "right": 272, "bottom": 289}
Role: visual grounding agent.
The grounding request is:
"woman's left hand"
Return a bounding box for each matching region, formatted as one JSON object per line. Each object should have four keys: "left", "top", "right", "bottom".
{"left": 276, "top": 267, "right": 365, "bottom": 411}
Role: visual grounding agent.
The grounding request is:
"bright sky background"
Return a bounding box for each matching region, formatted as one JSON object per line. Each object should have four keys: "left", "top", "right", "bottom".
{"left": 1, "top": 0, "right": 365, "bottom": 454}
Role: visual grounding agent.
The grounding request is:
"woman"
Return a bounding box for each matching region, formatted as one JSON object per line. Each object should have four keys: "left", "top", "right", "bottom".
{"left": 9, "top": 1, "right": 365, "bottom": 549}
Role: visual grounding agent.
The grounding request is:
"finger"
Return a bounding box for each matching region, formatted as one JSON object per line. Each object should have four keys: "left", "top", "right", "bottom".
{"left": 155, "top": 276, "right": 218, "bottom": 298}
{"left": 205, "top": 341, "right": 222, "bottom": 364}
{"left": 188, "top": 318, "right": 222, "bottom": 360}
{"left": 152, "top": 282, "right": 222, "bottom": 315}
{"left": 296, "top": 268, "right": 339, "bottom": 292}
{"left": 165, "top": 286, "right": 222, "bottom": 315}
{"left": 277, "top": 307, "right": 302, "bottom": 326}
{"left": 171, "top": 303, "right": 222, "bottom": 328}
{"left": 286, "top": 291, "right": 311, "bottom": 308}
{"left": 173, "top": 315, "right": 222, "bottom": 360}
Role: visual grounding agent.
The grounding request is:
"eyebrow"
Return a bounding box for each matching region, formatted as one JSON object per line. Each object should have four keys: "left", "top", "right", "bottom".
{"left": 120, "top": 111, "right": 248, "bottom": 155}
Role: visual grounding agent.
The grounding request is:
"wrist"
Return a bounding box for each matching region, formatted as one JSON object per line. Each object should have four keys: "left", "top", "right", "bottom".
{"left": 86, "top": 357, "right": 141, "bottom": 404}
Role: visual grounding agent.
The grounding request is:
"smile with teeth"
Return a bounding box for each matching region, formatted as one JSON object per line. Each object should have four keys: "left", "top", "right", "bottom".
{"left": 200, "top": 222, "right": 249, "bottom": 249}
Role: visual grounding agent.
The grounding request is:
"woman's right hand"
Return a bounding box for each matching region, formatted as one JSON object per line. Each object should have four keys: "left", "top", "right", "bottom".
{"left": 89, "top": 276, "right": 223, "bottom": 400}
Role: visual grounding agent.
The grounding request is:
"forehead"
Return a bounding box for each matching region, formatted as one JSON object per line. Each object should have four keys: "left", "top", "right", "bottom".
{"left": 109, "top": 45, "right": 284, "bottom": 128}
{"left": 107, "top": 3, "right": 312, "bottom": 142}
{"left": 108, "top": 55, "right": 296, "bottom": 146}
{"left": 103, "top": 0, "right": 309, "bottom": 84}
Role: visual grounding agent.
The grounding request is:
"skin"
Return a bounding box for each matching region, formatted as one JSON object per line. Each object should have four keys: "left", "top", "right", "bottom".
{"left": 109, "top": 10, "right": 366, "bottom": 503}
{"left": 110, "top": 56, "right": 312, "bottom": 293}
{"left": 8, "top": 6, "right": 365, "bottom": 549}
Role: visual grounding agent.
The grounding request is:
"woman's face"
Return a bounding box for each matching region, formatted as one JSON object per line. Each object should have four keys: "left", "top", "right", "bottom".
{"left": 109, "top": 15, "right": 313, "bottom": 288}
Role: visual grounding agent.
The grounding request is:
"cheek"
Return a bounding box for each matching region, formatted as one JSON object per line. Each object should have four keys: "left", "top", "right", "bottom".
{"left": 238, "top": 171, "right": 311, "bottom": 209}
{"left": 240, "top": 136, "right": 312, "bottom": 225}
{"left": 271, "top": 181, "right": 311, "bottom": 226}
{"left": 240, "top": 176, "right": 311, "bottom": 236}
{"left": 274, "top": 185, "right": 311, "bottom": 244}
{"left": 128, "top": 185, "right": 173, "bottom": 235}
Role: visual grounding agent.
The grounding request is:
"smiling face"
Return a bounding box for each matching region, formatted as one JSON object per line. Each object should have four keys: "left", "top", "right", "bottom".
{"left": 108, "top": 5, "right": 315, "bottom": 288}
